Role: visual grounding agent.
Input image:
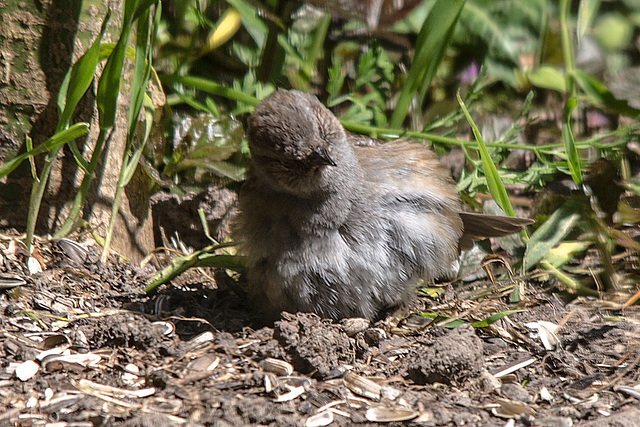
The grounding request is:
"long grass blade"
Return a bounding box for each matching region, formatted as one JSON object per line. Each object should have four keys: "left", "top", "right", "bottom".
{"left": 101, "top": 2, "right": 159, "bottom": 262}
{"left": 457, "top": 92, "right": 515, "bottom": 217}
{"left": 390, "top": 0, "right": 465, "bottom": 128}
{"left": 562, "top": 97, "right": 582, "bottom": 185}
{"left": 146, "top": 243, "right": 241, "bottom": 292}
{"left": 57, "top": 12, "right": 111, "bottom": 131}
{"left": 57, "top": 0, "right": 141, "bottom": 238}
{"left": 0, "top": 124, "right": 89, "bottom": 178}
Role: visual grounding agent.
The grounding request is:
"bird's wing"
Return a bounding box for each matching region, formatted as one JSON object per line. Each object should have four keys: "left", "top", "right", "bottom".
{"left": 352, "top": 136, "right": 532, "bottom": 251}
{"left": 352, "top": 139, "right": 460, "bottom": 209}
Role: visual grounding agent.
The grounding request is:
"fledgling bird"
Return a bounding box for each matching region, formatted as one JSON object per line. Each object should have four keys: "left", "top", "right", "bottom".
{"left": 234, "top": 90, "right": 531, "bottom": 321}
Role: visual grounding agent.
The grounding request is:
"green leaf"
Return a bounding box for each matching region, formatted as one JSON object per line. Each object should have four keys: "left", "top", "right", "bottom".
{"left": 459, "top": 2, "right": 519, "bottom": 63}
{"left": 543, "top": 241, "right": 590, "bottom": 268}
{"left": 199, "top": 161, "right": 246, "bottom": 181}
{"left": 131, "top": 0, "right": 158, "bottom": 23}
{"left": 442, "top": 319, "right": 466, "bottom": 328}
{"left": 25, "top": 136, "right": 37, "bottom": 179}
{"left": 523, "top": 198, "right": 581, "bottom": 270}
{"left": 326, "top": 61, "right": 345, "bottom": 106}
{"left": 527, "top": 66, "right": 567, "bottom": 92}
{"left": 509, "top": 287, "right": 522, "bottom": 304}
{"left": 225, "top": 0, "right": 267, "bottom": 47}
{"left": 303, "top": 13, "right": 331, "bottom": 84}
{"left": 355, "top": 48, "right": 378, "bottom": 89}
{"left": 96, "top": 6, "right": 135, "bottom": 129}
{"left": 417, "top": 313, "right": 465, "bottom": 328}
{"left": 574, "top": 70, "right": 640, "bottom": 117}
{"left": 181, "top": 146, "right": 240, "bottom": 162}
{"left": 127, "top": 6, "right": 153, "bottom": 134}
{"left": 277, "top": 32, "right": 305, "bottom": 65}
{"left": 593, "top": 12, "right": 633, "bottom": 51}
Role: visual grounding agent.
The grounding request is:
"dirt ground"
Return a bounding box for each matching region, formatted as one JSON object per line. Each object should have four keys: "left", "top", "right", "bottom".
{"left": 1, "top": 235, "right": 640, "bottom": 427}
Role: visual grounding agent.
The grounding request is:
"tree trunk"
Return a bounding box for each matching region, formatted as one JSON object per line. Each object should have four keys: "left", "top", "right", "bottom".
{"left": 0, "top": 0, "right": 155, "bottom": 262}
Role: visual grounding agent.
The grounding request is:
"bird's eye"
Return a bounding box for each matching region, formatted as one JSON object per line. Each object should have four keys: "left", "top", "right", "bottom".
{"left": 308, "top": 146, "right": 336, "bottom": 167}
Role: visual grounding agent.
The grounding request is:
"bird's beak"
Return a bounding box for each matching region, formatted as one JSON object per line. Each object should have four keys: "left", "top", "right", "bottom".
{"left": 308, "top": 146, "right": 337, "bottom": 167}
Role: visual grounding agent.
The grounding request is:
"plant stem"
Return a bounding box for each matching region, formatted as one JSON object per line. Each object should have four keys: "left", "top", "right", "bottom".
{"left": 341, "top": 120, "right": 632, "bottom": 152}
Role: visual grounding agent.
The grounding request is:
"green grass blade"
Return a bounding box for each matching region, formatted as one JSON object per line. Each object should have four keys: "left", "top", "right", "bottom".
{"left": 559, "top": 0, "right": 576, "bottom": 97}
{"left": 96, "top": 36, "right": 131, "bottom": 129}
{"left": 131, "top": 0, "right": 158, "bottom": 22}
{"left": 127, "top": 4, "right": 155, "bottom": 134}
{"left": 145, "top": 243, "right": 241, "bottom": 293}
{"left": 101, "top": 2, "right": 159, "bottom": 263}
{"left": 472, "top": 310, "right": 526, "bottom": 328}
{"left": 96, "top": 1, "right": 137, "bottom": 129}
{"left": 123, "top": 105, "right": 152, "bottom": 186}
{"left": 23, "top": 123, "right": 89, "bottom": 252}
{"left": 57, "top": 11, "right": 111, "bottom": 131}
{"left": 562, "top": 97, "right": 582, "bottom": 185}
{"left": 58, "top": 2, "right": 142, "bottom": 238}
{"left": 54, "top": 128, "right": 108, "bottom": 238}
{"left": 25, "top": 136, "right": 36, "bottom": 178}
{"left": 0, "top": 123, "right": 89, "bottom": 178}
{"left": 415, "top": 312, "right": 463, "bottom": 329}
{"left": 25, "top": 12, "right": 110, "bottom": 252}
{"left": 457, "top": 92, "right": 515, "bottom": 217}
{"left": 64, "top": 140, "right": 90, "bottom": 172}
{"left": 390, "top": 0, "right": 465, "bottom": 128}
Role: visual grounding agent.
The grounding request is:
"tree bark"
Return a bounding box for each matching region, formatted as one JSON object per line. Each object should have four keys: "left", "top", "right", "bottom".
{"left": 0, "top": 0, "right": 155, "bottom": 262}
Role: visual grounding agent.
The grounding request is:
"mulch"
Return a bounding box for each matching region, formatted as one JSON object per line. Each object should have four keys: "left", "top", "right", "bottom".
{"left": 1, "top": 234, "right": 640, "bottom": 426}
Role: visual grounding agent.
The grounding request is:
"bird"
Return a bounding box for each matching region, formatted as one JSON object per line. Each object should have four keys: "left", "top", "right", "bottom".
{"left": 234, "top": 89, "right": 532, "bottom": 321}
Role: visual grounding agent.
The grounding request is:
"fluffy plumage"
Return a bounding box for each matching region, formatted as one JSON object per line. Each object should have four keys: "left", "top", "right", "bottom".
{"left": 234, "top": 90, "right": 530, "bottom": 320}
